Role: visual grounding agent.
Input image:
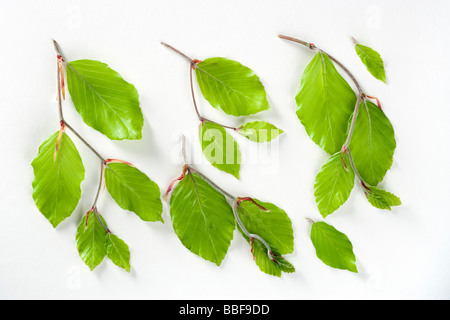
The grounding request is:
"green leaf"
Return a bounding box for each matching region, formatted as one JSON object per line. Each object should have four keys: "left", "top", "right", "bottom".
{"left": 199, "top": 121, "right": 241, "bottom": 179}
{"left": 296, "top": 52, "right": 357, "bottom": 154}
{"left": 66, "top": 59, "right": 143, "bottom": 140}
{"left": 349, "top": 100, "right": 396, "bottom": 186}
{"left": 169, "top": 172, "right": 235, "bottom": 266}
{"left": 32, "top": 131, "right": 85, "bottom": 227}
{"left": 355, "top": 43, "right": 386, "bottom": 83}
{"left": 76, "top": 212, "right": 108, "bottom": 271}
{"left": 365, "top": 186, "right": 401, "bottom": 210}
{"left": 310, "top": 221, "right": 357, "bottom": 273}
{"left": 236, "top": 199, "right": 294, "bottom": 277}
{"left": 195, "top": 57, "right": 270, "bottom": 116}
{"left": 104, "top": 162, "right": 163, "bottom": 222}
{"left": 237, "top": 121, "right": 283, "bottom": 143}
{"left": 314, "top": 152, "right": 355, "bottom": 218}
{"left": 106, "top": 233, "right": 131, "bottom": 272}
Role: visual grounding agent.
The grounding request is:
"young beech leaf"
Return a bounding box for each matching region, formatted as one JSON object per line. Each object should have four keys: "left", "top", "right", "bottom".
{"left": 76, "top": 213, "right": 108, "bottom": 271}
{"left": 66, "top": 59, "right": 143, "bottom": 140}
{"left": 310, "top": 221, "right": 357, "bottom": 272}
{"left": 169, "top": 172, "right": 235, "bottom": 266}
{"left": 195, "top": 57, "right": 270, "bottom": 116}
{"left": 355, "top": 43, "right": 386, "bottom": 83}
{"left": 314, "top": 152, "right": 355, "bottom": 218}
{"left": 236, "top": 121, "right": 283, "bottom": 143}
{"left": 106, "top": 233, "right": 131, "bottom": 272}
{"left": 365, "top": 186, "right": 401, "bottom": 210}
{"left": 349, "top": 100, "right": 396, "bottom": 186}
{"left": 296, "top": 52, "right": 356, "bottom": 154}
{"left": 236, "top": 199, "right": 294, "bottom": 277}
{"left": 104, "top": 163, "right": 163, "bottom": 222}
{"left": 199, "top": 121, "right": 241, "bottom": 179}
{"left": 32, "top": 131, "right": 85, "bottom": 228}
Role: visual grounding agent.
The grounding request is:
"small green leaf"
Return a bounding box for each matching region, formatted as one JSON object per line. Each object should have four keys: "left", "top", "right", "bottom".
{"left": 355, "top": 43, "right": 386, "bottom": 83}
{"left": 237, "top": 121, "right": 283, "bottom": 143}
{"left": 236, "top": 199, "right": 294, "bottom": 277}
{"left": 310, "top": 221, "right": 358, "bottom": 273}
{"left": 349, "top": 100, "right": 396, "bottom": 186}
{"left": 296, "top": 52, "right": 357, "bottom": 154}
{"left": 365, "top": 186, "right": 401, "bottom": 210}
{"left": 32, "top": 131, "right": 85, "bottom": 227}
{"left": 195, "top": 57, "right": 270, "bottom": 116}
{"left": 199, "top": 121, "right": 241, "bottom": 179}
{"left": 76, "top": 213, "right": 108, "bottom": 271}
{"left": 66, "top": 59, "right": 143, "bottom": 140}
{"left": 169, "top": 172, "right": 235, "bottom": 266}
{"left": 314, "top": 152, "right": 355, "bottom": 218}
{"left": 104, "top": 163, "right": 163, "bottom": 222}
{"left": 106, "top": 233, "right": 131, "bottom": 272}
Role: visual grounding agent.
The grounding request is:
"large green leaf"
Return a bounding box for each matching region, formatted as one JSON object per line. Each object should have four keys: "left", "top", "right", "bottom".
{"left": 104, "top": 162, "right": 163, "bottom": 222}
{"left": 236, "top": 199, "right": 294, "bottom": 277}
{"left": 355, "top": 43, "right": 386, "bottom": 83}
{"left": 296, "top": 52, "right": 356, "bottom": 154}
{"left": 236, "top": 121, "right": 283, "bottom": 143}
{"left": 66, "top": 59, "right": 143, "bottom": 140}
{"left": 365, "top": 186, "right": 401, "bottom": 210}
{"left": 195, "top": 57, "right": 270, "bottom": 116}
{"left": 169, "top": 172, "right": 235, "bottom": 266}
{"left": 32, "top": 131, "right": 85, "bottom": 227}
{"left": 199, "top": 121, "right": 241, "bottom": 179}
{"left": 76, "top": 212, "right": 108, "bottom": 271}
{"left": 314, "top": 152, "right": 355, "bottom": 218}
{"left": 349, "top": 100, "right": 396, "bottom": 186}
{"left": 106, "top": 233, "right": 131, "bottom": 272}
{"left": 310, "top": 221, "right": 357, "bottom": 273}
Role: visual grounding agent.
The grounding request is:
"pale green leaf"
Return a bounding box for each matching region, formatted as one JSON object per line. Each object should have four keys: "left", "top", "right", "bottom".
{"left": 169, "top": 172, "right": 235, "bottom": 266}
{"left": 236, "top": 199, "right": 294, "bottom": 276}
{"left": 104, "top": 163, "right": 163, "bottom": 222}
{"left": 199, "top": 121, "right": 241, "bottom": 179}
{"left": 314, "top": 152, "right": 355, "bottom": 218}
{"left": 32, "top": 131, "right": 85, "bottom": 227}
{"left": 296, "top": 52, "right": 357, "bottom": 154}
{"left": 349, "top": 100, "right": 396, "bottom": 186}
{"left": 76, "top": 212, "right": 108, "bottom": 271}
{"left": 355, "top": 43, "right": 386, "bottom": 83}
{"left": 106, "top": 233, "right": 131, "bottom": 272}
{"left": 237, "top": 121, "right": 283, "bottom": 143}
{"left": 310, "top": 221, "right": 357, "bottom": 272}
{"left": 195, "top": 57, "right": 270, "bottom": 116}
{"left": 66, "top": 59, "right": 143, "bottom": 140}
{"left": 365, "top": 186, "right": 401, "bottom": 210}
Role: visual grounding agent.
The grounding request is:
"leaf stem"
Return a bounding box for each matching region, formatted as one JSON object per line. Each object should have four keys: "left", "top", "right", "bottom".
{"left": 278, "top": 34, "right": 364, "bottom": 95}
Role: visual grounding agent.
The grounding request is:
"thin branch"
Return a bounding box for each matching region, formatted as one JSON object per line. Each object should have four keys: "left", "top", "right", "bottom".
{"left": 186, "top": 165, "right": 235, "bottom": 200}
{"left": 92, "top": 161, "right": 105, "bottom": 209}
{"left": 342, "top": 93, "right": 363, "bottom": 149}
{"left": 278, "top": 34, "right": 364, "bottom": 95}
{"left": 161, "top": 42, "right": 194, "bottom": 64}
{"left": 93, "top": 209, "right": 111, "bottom": 233}
{"left": 52, "top": 39, "right": 65, "bottom": 60}
{"left": 56, "top": 61, "right": 64, "bottom": 122}
{"left": 63, "top": 122, "right": 106, "bottom": 163}
{"left": 189, "top": 65, "right": 202, "bottom": 121}
{"left": 233, "top": 201, "right": 279, "bottom": 261}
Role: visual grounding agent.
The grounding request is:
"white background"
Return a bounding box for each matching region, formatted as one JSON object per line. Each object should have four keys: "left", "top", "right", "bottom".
{"left": 1, "top": 0, "right": 449, "bottom": 300}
